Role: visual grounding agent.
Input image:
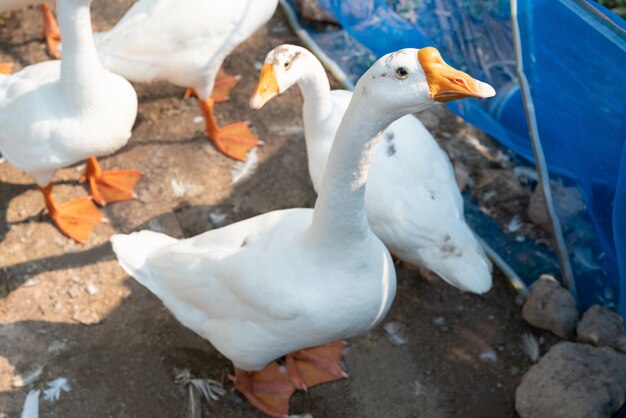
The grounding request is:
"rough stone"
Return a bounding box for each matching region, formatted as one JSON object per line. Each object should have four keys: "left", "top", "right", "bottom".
{"left": 475, "top": 169, "right": 528, "bottom": 215}
{"left": 522, "top": 274, "right": 578, "bottom": 338}
{"left": 297, "top": 0, "right": 337, "bottom": 24}
{"left": 516, "top": 342, "right": 626, "bottom": 418}
{"left": 527, "top": 182, "right": 585, "bottom": 231}
{"left": 577, "top": 305, "right": 626, "bottom": 352}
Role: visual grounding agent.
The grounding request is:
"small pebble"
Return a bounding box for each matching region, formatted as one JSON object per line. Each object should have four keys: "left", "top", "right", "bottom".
{"left": 86, "top": 283, "right": 98, "bottom": 295}
{"left": 479, "top": 348, "right": 498, "bottom": 362}
{"left": 23, "top": 278, "right": 40, "bottom": 288}
{"left": 432, "top": 316, "right": 446, "bottom": 326}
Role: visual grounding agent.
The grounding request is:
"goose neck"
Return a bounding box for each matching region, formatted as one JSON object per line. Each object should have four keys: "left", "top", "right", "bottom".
{"left": 307, "top": 95, "right": 394, "bottom": 245}
{"left": 57, "top": 0, "right": 102, "bottom": 100}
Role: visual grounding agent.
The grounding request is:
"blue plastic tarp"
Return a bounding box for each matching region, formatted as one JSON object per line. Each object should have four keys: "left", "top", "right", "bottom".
{"left": 296, "top": 0, "right": 626, "bottom": 317}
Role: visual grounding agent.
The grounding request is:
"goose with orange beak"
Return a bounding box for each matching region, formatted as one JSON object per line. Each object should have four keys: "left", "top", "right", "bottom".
{"left": 251, "top": 44, "right": 495, "bottom": 295}
{"left": 0, "top": 0, "right": 139, "bottom": 243}
{"left": 112, "top": 46, "right": 494, "bottom": 417}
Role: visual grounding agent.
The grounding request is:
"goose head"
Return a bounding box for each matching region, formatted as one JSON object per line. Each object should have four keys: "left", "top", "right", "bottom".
{"left": 250, "top": 44, "right": 317, "bottom": 109}
{"left": 353, "top": 47, "right": 495, "bottom": 122}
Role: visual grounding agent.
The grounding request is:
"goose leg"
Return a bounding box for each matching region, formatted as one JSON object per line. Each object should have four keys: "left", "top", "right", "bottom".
{"left": 80, "top": 157, "right": 142, "bottom": 206}
{"left": 198, "top": 97, "right": 263, "bottom": 161}
{"left": 39, "top": 184, "right": 107, "bottom": 243}
{"left": 285, "top": 340, "right": 348, "bottom": 390}
{"left": 230, "top": 362, "right": 295, "bottom": 418}
{"left": 184, "top": 68, "right": 241, "bottom": 103}
{"left": 40, "top": 3, "right": 61, "bottom": 59}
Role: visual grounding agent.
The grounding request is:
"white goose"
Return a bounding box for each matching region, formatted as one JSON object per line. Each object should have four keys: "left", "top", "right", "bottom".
{"left": 0, "top": 0, "right": 139, "bottom": 242}
{"left": 92, "top": 0, "right": 279, "bottom": 161}
{"left": 111, "top": 47, "right": 494, "bottom": 417}
{"left": 250, "top": 45, "right": 493, "bottom": 294}
{"left": 0, "top": 0, "right": 61, "bottom": 58}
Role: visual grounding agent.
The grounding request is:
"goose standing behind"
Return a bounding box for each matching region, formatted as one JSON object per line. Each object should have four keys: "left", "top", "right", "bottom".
{"left": 250, "top": 44, "right": 493, "bottom": 294}
{"left": 111, "top": 47, "right": 495, "bottom": 417}
{"left": 0, "top": 0, "right": 140, "bottom": 242}
{"left": 93, "top": 0, "right": 279, "bottom": 161}
{"left": 0, "top": 0, "right": 61, "bottom": 58}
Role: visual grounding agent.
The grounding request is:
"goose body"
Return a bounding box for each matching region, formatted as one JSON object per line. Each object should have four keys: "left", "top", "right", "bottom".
{"left": 113, "top": 208, "right": 393, "bottom": 371}
{"left": 112, "top": 46, "right": 494, "bottom": 417}
{"left": 0, "top": 0, "right": 138, "bottom": 242}
{"left": 94, "top": 0, "right": 277, "bottom": 97}
{"left": 251, "top": 46, "right": 493, "bottom": 294}
{"left": 0, "top": 60, "right": 136, "bottom": 185}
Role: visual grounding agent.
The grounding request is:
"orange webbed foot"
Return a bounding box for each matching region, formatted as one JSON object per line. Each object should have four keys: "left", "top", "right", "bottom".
{"left": 184, "top": 69, "right": 241, "bottom": 102}
{"left": 209, "top": 121, "right": 263, "bottom": 161}
{"left": 230, "top": 362, "right": 295, "bottom": 418}
{"left": 80, "top": 157, "right": 142, "bottom": 206}
{"left": 285, "top": 340, "right": 348, "bottom": 390}
{"left": 198, "top": 98, "right": 263, "bottom": 161}
{"left": 211, "top": 69, "right": 241, "bottom": 103}
{"left": 39, "top": 185, "right": 107, "bottom": 243}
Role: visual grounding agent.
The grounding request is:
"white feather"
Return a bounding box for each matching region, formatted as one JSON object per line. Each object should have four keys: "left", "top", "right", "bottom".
{"left": 20, "top": 390, "right": 40, "bottom": 418}
{"left": 383, "top": 322, "right": 407, "bottom": 346}
{"left": 520, "top": 332, "right": 540, "bottom": 362}
{"left": 231, "top": 147, "right": 259, "bottom": 184}
{"left": 12, "top": 365, "right": 44, "bottom": 388}
{"left": 43, "top": 377, "right": 71, "bottom": 402}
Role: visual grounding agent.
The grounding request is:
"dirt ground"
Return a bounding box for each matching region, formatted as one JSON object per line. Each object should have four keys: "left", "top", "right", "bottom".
{"left": 0, "top": 3, "right": 549, "bottom": 417}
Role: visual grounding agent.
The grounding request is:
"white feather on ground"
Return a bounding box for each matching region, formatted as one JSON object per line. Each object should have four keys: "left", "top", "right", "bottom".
{"left": 231, "top": 147, "right": 258, "bottom": 184}
{"left": 383, "top": 322, "right": 407, "bottom": 346}
{"left": 20, "top": 390, "right": 40, "bottom": 418}
{"left": 507, "top": 215, "right": 523, "bottom": 233}
{"left": 13, "top": 365, "right": 44, "bottom": 388}
{"left": 479, "top": 348, "right": 498, "bottom": 362}
{"left": 520, "top": 332, "right": 540, "bottom": 362}
{"left": 43, "top": 377, "right": 71, "bottom": 402}
{"left": 176, "top": 369, "right": 226, "bottom": 401}
{"left": 413, "top": 380, "right": 427, "bottom": 396}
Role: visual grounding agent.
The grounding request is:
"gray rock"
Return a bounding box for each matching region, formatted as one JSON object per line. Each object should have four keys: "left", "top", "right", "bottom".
{"left": 516, "top": 342, "right": 626, "bottom": 418}
{"left": 527, "top": 182, "right": 585, "bottom": 231}
{"left": 475, "top": 169, "right": 528, "bottom": 215}
{"left": 297, "top": 0, "right": 337, "bottom": 24}
{"left": 522, "top": 275, "right": 578, "bottom": 338}
{"left": 577, "top": 305, "right": 625, "bottom": 352}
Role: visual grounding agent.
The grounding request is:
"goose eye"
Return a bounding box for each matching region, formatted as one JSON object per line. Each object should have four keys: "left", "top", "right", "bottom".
{"left": 284, "top": 61, "right": 291, "bottom": 69}
{"left": 395, "top": 67, "right": 409, "bottom": 79}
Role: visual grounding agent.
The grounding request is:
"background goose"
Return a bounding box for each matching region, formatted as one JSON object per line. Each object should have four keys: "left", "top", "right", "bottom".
{"left": 0, "top": 0, "right": 139, "bottom": 242}
{"left": 111, "top": 46, "right": 494, "bottom": 417}
{"left": 0, "top": 0, "right": 61, "bottom": 58}
{"left": 250, "top": 44, "right": 493, "bottom": 294}
{"left": 92, "top": 0, "right": 279, "bottom": 161}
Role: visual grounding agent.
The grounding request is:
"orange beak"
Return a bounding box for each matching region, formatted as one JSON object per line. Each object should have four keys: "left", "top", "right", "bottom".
{"left": 418, "top": 47, "right": 495, "bottom": 103}
{"left": 249, "top": 64, "right": 280, "bottom": 110}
